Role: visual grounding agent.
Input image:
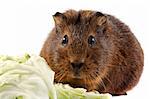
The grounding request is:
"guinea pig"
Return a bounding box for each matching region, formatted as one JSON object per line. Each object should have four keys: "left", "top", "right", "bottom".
{"left": 40, "top": 10, "right": 144, "bottom": 96}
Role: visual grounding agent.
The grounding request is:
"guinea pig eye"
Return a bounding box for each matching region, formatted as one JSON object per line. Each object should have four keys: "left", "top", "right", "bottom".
{"left": 88, "top": 35, "right": 96, "bottom": 46}
{"left": 62, "top": 35, "right": 68, "bottom": 46}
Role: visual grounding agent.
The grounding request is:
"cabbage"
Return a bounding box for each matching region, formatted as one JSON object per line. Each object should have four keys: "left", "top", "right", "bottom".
{"left": 0, "top": 54, "right": 111, "bottom": 99}
{"left": 55, "top": 83, "right": 111, "bottom": 99}
{"left": 0, "top": 54, "right": 56, "bottom": 99}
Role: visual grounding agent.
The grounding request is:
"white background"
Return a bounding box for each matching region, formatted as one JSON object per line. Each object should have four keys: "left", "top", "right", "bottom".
{"left": 0, "top": 0, "right": 149, "bottom": 98}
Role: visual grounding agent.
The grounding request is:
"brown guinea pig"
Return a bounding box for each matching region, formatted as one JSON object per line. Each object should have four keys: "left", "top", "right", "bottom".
{"left": 40, "top": 10, "right": 144, "bottom": 96}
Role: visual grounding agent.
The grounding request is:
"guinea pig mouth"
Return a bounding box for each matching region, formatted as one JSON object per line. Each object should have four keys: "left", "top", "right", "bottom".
{"left": 69, "top": 64, "right": 84, "bottom": 79}
{"left": 68, "top": 70, "right": 83, "bottom": 79}
{"left": 68, "top": 69, "right": 81, "bottom": 79}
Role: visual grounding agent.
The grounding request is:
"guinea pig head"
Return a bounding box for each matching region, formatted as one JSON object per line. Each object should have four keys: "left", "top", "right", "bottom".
{"left": 41, "top": 10, "right": 115, "bottom": 90}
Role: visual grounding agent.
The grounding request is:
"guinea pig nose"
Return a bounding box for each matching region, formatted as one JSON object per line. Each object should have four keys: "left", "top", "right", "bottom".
{"left": 71, "top": 62, "right": 84, "bottom": 70}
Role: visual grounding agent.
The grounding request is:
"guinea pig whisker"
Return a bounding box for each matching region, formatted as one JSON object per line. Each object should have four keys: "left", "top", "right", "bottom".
{"left": 99, "top": 77, "right": 106, "bottom": 91}
{"left": 55, "top": 73, "right": 63, "bottom": 80}
{"left": 57, "top": 72, "right": 67, "bottom": 82}
{"left": 85, "top": 77, "right": 92, "bottom": 90}
{"left": 104, "top": 75, "right": 113, "bottom": 86}
{"left": 93, "top": 72, "right": 106, "bottom": 90}
{"left": 55, "top": 71, "right": 65, "bottom": 80}
{"left": 85, "top": 75, "right": 97, "bottom": 90}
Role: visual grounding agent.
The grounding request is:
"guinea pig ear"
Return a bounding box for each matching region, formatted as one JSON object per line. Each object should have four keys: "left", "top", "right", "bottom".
{"left": 95, "top": 12, "right": 107, "bottom": 26}
{"left": 53, "top": 12, "right": 67, "bottom": 25}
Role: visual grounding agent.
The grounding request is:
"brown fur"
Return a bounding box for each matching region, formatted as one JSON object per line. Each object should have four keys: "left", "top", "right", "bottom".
{"left": 40, "top": 10, "right": 144, "bottom": 95}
